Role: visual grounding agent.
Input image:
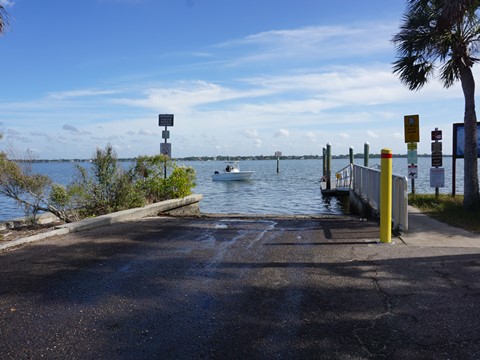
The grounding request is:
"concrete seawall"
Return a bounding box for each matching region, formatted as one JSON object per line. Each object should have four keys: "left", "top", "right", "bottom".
{"left": 0, "top": 194, "right": 202, "bottom": 251}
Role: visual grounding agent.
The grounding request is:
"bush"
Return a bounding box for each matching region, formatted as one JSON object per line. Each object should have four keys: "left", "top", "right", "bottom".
{"left": 0, "top": 144, "right": 197, "bottom": 223}
{"left": 73, "top": 145, "right": 146, "bottom": 217}
{"left": 130, "top": 154, "right": 196, "bottom": 203}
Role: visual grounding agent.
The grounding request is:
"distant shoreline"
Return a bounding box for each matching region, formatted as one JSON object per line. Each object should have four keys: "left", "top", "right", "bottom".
{"left": 10, "top": 154, "right": 453, "bottom": 163}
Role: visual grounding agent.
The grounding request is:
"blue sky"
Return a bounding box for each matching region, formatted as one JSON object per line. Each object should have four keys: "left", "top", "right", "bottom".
{"left": 0, "top": 0, "right": 470, "bottom": 159}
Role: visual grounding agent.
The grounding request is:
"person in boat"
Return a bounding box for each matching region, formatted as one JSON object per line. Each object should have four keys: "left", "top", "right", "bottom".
{"left": 225, "top": 165, "right": 231, "bottom": 172}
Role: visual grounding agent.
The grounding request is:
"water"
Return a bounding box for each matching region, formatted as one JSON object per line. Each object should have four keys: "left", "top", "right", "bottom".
{"left": 0, "top": 157, "right": 471, "bottom": 222}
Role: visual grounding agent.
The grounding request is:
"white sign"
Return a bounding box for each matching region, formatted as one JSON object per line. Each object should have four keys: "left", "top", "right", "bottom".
{"left": 407, "top": 150, "right": 417, "bottom": 164}
{"left": 160, "top": 143, "right": 172, "bottom": 158}
{"left": 430, "top": 167, "right": 445, "bottom": 188}
{"left": 408, "top": 165, "right": 418, "bottom": 179}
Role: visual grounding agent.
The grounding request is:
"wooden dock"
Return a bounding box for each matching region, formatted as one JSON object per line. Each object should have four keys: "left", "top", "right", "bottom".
{"left": 320, "top": 182, "right": 350, "bottom": 196}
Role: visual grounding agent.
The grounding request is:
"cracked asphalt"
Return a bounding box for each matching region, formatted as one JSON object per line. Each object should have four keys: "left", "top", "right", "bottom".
{"left": 1, "top": 215, "right": 480, "bottom": 359}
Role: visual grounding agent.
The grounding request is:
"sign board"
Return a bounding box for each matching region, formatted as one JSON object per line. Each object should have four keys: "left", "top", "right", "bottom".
{"left": 408, "top": 164, "right": 418, "bottom": 179}
{"left": 275, "top": 151, "right": 282, "bottom": 157}
{"left": 430, "top": 168, "right": 445, "bottom": 188}
{"left": 431, "top": 141, "right": 442, "bottom": 153}
{"left": 160, "top": 142, "right": 172, "bottom": 158}
{"left": 432, "top": 152, "right": 442, "bottom": 167}
{"left": 453, "top": 122, "right": 480, "bottom": 158}
{"left": 404, "top": 115, "right": 420, "bottom": 143}
{"left": 431, "top": 129, "right": 442, "bottom": 141}
{"left": 162, "top": 130, "right": 170, "bottom": 139}
{"left": 159, "top": 114, "right": 174, "bottom": 127}
{"left": 407, "top": 150, "right": 417, "bottom": 164}
{"left": 407, "top": 142, "right": 417, "bottom": 151}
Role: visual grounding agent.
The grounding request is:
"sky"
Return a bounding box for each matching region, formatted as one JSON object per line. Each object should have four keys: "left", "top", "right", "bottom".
{"left": 0, "top": 0, "right": 471, "bottom": 159}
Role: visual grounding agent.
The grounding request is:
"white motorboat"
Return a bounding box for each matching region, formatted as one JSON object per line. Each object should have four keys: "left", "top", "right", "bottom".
{"left": 212, "top": 161, "right": 254, "bottom": 181}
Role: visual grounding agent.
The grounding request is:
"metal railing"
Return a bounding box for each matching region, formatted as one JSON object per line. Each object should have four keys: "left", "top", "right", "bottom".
{"left": 335, "top": 164, "right": 353, "bottom": 191}
{"left": 337, "top": 164, "right": 408, "bottom": 231}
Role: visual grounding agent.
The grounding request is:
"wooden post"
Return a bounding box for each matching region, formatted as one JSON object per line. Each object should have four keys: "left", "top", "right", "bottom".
{"left": 322, "top": 147, "right": 327, "bottom": 178}
{"left": 326, "top": 143, "right": 332, "bottom": 190}
{"left": 364, "top": 142, "right": 369, "bottom": 167}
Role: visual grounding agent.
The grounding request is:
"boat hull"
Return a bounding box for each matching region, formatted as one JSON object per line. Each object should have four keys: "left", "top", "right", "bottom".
{"left": 211, "top": 171, "right": 253, "bottom": 181}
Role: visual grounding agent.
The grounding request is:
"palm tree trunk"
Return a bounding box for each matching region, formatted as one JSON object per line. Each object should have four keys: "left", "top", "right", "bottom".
{"left": 460, "top": 65, "right": 480, "bottom": 209}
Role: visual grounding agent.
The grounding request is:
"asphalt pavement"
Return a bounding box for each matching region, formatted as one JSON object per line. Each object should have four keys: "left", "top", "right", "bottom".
{"left": 1, "top": 210, "right": 480, "bottom": 359}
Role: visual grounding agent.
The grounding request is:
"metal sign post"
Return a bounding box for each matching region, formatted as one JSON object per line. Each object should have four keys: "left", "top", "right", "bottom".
{"left": 404, "top": 115, "right": 420, "bottom": 194}
{"left": 159, "top": 114, "right": 174, "bottom": 179}
{"left": 430, "top": 128, "right": 444, "bottom": 199}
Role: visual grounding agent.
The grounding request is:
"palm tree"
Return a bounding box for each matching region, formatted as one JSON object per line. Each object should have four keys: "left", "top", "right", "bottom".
{"left": 393, "top": 0, "right": 480, "bottom": 210}
{"left": 0, "top": 4, "right": 9, "bottom": 35}
{"left": 1, "top": 4, "right": 8, "bottom": 142}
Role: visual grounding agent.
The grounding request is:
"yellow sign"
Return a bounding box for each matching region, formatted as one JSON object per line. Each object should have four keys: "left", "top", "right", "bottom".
{"left": 407, "top": 142, "right": 417, "bottom": 150}
{"left": 404, "top": 115, "right": 420, "bottom": 143}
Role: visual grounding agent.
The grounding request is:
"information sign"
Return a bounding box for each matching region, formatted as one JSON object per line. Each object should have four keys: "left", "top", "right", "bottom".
{"left": 408, "top": 164, "right": 418, "bottom": 179}
{"left": 160, "top": 143, "right": 172, "bottom": 158}
{"left": 162, "top": 130, "right": 170, "bottom": 139}
{"left": 431, "top": 129, "right": 442, "bottom": 141}
{"left": 431, "top": 142, "right": 442, "bottom": 153}
{"left": 430, "top": 168, "right": 445, "bottom": 188}
{"left": 404, "top": 115, "right": 420, "bottom": 143}
{"left": 159, "top": 114, "right": 174, "bottom": 127}
{"left": 407, "top": 142, "right": 417, "bottom": 151}
{"left": 407, "top": 150, "right": 417, "bottom": 164}
{"left": 432, "top": 152, "right": 442, "bottom": 167}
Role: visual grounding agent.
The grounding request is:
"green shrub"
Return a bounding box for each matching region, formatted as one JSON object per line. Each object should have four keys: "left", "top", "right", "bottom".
{"left": 131, "top": 155, "right": 196, "bottom": 203}
{"left": 0, "top": 145, "right": 197, "bottom": 223}
{"left": 73, "top": 145, "right": 146, "bottom": 217}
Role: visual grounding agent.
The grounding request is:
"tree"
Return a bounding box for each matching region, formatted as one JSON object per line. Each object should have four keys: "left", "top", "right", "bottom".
{"left": 393, "top": 0, "right": 480, "bottom": 209}
{"left": 0, "top": 152, "right": 79, "bottom": 223}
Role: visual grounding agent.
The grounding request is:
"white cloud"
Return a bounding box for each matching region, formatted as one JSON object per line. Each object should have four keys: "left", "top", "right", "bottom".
{"left": 49, "top": 89, "right": 120, "bottom": 100}
{"left": 138, "top": 129, "right": 156, "bottom": 136}
{"left": 366, "top": 130, "right": 379, "bottom": 139}
{"left": 242, "top": 129, "right": 260, "bottom": 139}
{"left": 339, "top": 133, "right": 351, "bottom": 139}
{"left": 0, "top": 0, "right": 14, "bottom": 7}
{"left": 217, "top": 23, "right": 396, "bottom": 66}
{"left": 275, "top": 129, "right": 290, "bottom": 138}
{"left": 112, "top": 80, "right": 272, "bottom": 112}
{"left": 62, "top": 124, "right": 91, "bottom": 135}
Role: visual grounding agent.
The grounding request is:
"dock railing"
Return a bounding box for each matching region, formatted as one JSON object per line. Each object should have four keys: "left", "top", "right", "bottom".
{"left": 335, "top": 163, "right": 353, "bottom": 192}
{"left": 350, "top": 164, "right": 408, "bottom": 231}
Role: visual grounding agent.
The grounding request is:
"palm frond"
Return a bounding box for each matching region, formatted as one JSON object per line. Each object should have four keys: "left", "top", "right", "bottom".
{"left": 440, "top": 59, "right": 461, "bottom": 87}
{"left": 0, "top": 5, "right": 9, "bottom": 35}
{"left": 393, "top": 55, "right": 434, "bottom": 90}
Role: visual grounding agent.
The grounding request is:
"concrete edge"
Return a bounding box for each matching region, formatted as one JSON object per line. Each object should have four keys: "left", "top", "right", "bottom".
{"left": 0, "top": 194, "right": 203, "bottom": 251}
{"left": 0, "top": 228, "right": 70, "bottom": 251}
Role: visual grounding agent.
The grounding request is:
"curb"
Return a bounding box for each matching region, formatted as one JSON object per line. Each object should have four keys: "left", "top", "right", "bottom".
{"left": 0, "top": 194, "right": 202, "bottom": 252}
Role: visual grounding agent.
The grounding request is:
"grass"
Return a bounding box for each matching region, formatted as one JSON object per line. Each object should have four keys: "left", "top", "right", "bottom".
{"left": 408, "top": 194, "right": 480, "bottom": 233}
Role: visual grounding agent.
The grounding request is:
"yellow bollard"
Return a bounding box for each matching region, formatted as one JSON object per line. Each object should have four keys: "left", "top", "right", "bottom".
{"left": 380, "top": 148, "right": 392, "bottom": 243}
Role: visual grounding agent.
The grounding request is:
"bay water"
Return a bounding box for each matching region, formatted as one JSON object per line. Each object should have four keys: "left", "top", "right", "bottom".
{"left": 0, "top": 157, "right": 468, "bottom": 222}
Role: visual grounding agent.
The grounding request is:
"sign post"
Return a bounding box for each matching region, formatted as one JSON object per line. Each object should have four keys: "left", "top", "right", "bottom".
{"left": 404, "top": 115, "right": 420, "bottom": 194}
{"left": 159, "top": 114, "right": 174, "bottom": 179}
{"left": 275, "top": 151, "right": 282, "bottom": 173}
{"left": 430, "top": 128, "right": 444, "bottom": 199}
